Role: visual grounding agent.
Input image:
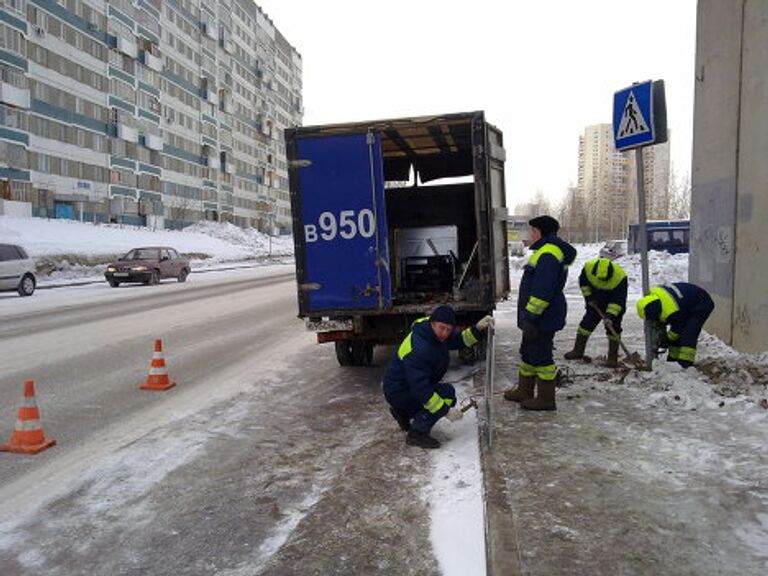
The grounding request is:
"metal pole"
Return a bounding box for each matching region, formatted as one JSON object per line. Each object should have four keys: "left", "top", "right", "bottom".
{"left": 268, "top": 208, "right": 273, "bottom": 258}
{"left": 483, "top": 324, "right": 495, "bottom": 450}
{"left": 635, "top": 148, "right": 653, "bottom": 369}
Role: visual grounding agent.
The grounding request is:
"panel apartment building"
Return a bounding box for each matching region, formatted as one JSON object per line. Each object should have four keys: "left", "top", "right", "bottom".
{"left": 572, "top": 123, "right": 670, "bottom": 242}
{"left": 0, "top": 0, "right": 302, "bottom": 231}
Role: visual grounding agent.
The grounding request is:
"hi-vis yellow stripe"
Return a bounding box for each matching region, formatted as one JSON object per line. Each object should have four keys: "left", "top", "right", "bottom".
{"left": 529, "top": 243, "right": 564, "bottom": 266}
{"left": 606, "top": 303, "right": 623, "bottom": 316}
{"left": 526, "top": 296, "right": 549, "bottom": 315}
{"left": 424, "top": 392, "right": 445, "bottom": 414}
{"left": 536, "top": 364, "right": 558, "bottom": 381}
{"left": 462, "top": 328, "right": 478, "bottom": 347}
{"left": 519, "top": 362, "right": 537, "bottom": 377}
{"left": 398, "top": 333, "right": 413, "bottom": 360}
{"left": 678, "top": 347, "right": 696, "bottom": 362}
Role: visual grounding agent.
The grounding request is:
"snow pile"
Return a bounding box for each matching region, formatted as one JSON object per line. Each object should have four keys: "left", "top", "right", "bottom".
{"left": 617, "top": 251, "right": 691, "bottom": 295}
{"left": 0, "top": 215, "right": 294, "bottom": 282}
{"left": 183, "top": 220, "right": 293, "bottom": 257}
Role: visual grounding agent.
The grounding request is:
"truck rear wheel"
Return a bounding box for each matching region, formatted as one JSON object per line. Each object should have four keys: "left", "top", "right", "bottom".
{"left": 335, "top": 340, "right": 373, "bottom": 366}
{"left": 351, "top": 341, "right": 373, "bottom": 366}
{"left": 335, "top": 341, "right": 353, "bottom": 366}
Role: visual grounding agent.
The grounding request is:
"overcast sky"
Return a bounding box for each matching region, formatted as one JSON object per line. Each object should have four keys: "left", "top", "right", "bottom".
{"left": 258, "top": 0, "right": 697, "bottom": 207}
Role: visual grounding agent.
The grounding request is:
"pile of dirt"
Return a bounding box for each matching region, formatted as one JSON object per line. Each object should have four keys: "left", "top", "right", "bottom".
{"left": 696, "top": 357, "right": 768, "bottom": 403}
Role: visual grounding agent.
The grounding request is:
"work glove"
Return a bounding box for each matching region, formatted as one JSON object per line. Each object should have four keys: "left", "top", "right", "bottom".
{"left": 521, "top": 320, "right": 539, "bottom": 340}
{"left": 650, "top": 323, "right": 669, "bottom": 352}
{"left": 444, "top": 408, "right": 463, "bottom": 422}
{"left": 475, "top": 315, "right": 495, "bottom": 331}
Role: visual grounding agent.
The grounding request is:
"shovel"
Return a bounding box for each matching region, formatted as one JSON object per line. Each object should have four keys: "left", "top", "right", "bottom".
{"left": 588, "top": 302, "right": 646, "bottom": 370}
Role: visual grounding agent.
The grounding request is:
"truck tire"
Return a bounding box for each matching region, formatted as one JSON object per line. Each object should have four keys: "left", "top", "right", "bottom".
{"left": 351, "top": 341, "right": 373, "bottom": 366}
{"left": 335, "top": 341, "right": 353, "bottom": 366}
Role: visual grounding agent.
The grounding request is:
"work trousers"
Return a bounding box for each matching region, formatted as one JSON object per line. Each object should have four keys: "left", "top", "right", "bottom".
{"left": 384, "top": 382, "right": 456, "bottom": 434}
{"left": 519, "top": 330, "right": 557, "bottom": 381}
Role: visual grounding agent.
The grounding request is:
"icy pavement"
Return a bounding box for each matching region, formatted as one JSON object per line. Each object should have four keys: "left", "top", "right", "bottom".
{"left": 482, "top": 297, "right": 768, "bottom": 576}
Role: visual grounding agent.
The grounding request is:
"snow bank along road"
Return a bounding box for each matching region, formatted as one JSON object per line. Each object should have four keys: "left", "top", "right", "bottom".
{"left": 0, "top": 267, "right": 442, "bottom": 575}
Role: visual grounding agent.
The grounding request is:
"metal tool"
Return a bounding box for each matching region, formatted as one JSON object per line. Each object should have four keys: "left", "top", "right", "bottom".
{"left": 588, "top": 302, "right": 647, "bottom": 370}
{"left": 459, "top": 395, "right": 479, "bottom": 413}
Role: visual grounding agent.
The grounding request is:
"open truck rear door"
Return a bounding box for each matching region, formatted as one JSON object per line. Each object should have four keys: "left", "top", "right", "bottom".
{"left": 290, "top": 132, "right": 392, "bottom": 312}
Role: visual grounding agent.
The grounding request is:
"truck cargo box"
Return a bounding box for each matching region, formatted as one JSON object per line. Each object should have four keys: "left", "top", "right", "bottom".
{"left": 285, "top": 111, "right": 509, "bottom": 365}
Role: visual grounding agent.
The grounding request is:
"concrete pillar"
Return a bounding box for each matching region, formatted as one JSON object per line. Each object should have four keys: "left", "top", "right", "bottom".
{"left": 691, "top": 0, "right": 768, "bottom": 352}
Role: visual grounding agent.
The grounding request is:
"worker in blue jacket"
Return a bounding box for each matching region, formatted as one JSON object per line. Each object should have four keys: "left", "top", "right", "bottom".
{"left": 383, "top": 305, "right": 494, "bottom": 449}
{"left": 564, "top": 258, "right": 628, "bottom": 367}
{"left": 637, "top": 282, "right": 714, "bottom": 368}
{"left": 503, "top": 215, "right": 576, "bottom": 410}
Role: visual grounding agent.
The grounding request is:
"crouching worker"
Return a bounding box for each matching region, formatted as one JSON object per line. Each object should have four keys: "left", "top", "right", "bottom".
{"left": 564, "top": 257, "right": 628, "bottom": 367}
{"left": 382, "top": 305, "right": 494, "bottom": 449}
{"left": 636, "top": 282, "right": 715, "bottom": 368}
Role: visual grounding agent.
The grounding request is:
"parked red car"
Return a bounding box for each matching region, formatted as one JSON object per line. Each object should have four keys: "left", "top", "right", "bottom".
{"left": 105, "top": 247, "right": 190, "bottom": 287}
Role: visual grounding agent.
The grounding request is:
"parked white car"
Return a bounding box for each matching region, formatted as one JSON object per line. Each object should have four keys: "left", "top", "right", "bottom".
{"left": 0, "top": 243, "right": 36, "bottom": 296}
{"left": 599, "top": 239, "right": 628, "bottom": 261}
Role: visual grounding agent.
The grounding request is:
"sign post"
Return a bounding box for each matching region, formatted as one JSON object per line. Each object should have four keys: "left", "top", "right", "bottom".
{"left": 613, "top": 80, "right": 667, "bottom": 370}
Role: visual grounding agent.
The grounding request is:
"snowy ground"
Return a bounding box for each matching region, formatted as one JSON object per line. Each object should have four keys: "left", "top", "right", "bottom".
{"left": 2, "top": 216, "right": 767, "bottom": 574}
{"left": 495, "top": 243, "right": 768, "bottom": 574}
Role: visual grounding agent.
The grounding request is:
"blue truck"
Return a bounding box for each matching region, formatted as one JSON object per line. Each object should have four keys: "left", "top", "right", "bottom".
{"left": 285, "top": 111, "right": 510, "bottom": 366}
{"left": 628, "top": 219, "right": 690, "bottom": 255}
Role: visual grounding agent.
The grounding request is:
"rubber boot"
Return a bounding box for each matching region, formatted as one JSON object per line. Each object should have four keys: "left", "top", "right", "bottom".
{"left": 604, "top": 339, "right": 620, "bottom": 368}
{"left": 521, "top": 378, "right": 557, "bottom": 411}
{"left": 503, "top": 374, "right": 535, "bottom": 402}
{"left": 389, "top": 406, "right": 411, "bottom": 432}
{"left": 564, "top": 334, "right": 589, "bottom": 360}
{"left": 406, "top": 429, "right": 441, "bottom": 449}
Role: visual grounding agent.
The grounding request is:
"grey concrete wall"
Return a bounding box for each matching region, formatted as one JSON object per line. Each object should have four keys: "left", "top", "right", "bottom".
{"left": 733, "top": 1, "right": 768, "bottom": 352}
{"left": 690, "top": 0, "right": 742, "bottom": 345}
{"left": 691, "top": 0, "right": 768, "bottom": 353}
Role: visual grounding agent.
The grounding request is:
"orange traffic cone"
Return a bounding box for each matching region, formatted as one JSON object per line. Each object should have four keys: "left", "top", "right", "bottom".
{"left": 0, "top": 380, "right": 56, "bottom": 455}
{"left": 140, "top": 339, "right": 176, "bottom": 390}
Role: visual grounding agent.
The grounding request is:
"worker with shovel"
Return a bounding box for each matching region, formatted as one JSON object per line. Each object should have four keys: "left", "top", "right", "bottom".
{"left": 637, "top": 282, "right": 715, "bottom": 368}
{"left": 564, "top": 257, "right": 628, "bottom": 368}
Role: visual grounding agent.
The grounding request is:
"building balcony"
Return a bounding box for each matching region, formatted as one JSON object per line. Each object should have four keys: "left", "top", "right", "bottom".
{"left": 115, "top": 36, "right": 138, "bottom": 59}
{"left": 117, "top": 124, "right": 139, "bottom": 143}
{"left": 202, "top": 89, "right": 218, "bottom": 106}
{"left": 140, "top": 50, "right": 163, "bottom": 73}
{"left": 144, "top": 133, "right": 163, "bottom": 151}
{"left": 0, "top": 81, "right": 30, "bottom": 109}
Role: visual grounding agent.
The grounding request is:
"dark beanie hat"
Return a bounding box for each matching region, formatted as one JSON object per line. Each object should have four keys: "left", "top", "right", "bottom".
{"left": 429, "top": 305, "right": 456, "bottom": 325}
{"left": 528, "top": 215, "right": 560, "bottom": 236}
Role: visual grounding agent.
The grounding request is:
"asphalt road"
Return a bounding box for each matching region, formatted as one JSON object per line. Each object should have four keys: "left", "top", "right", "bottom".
{"left": 0, "top": 268, "right": 440, "bottom": 575}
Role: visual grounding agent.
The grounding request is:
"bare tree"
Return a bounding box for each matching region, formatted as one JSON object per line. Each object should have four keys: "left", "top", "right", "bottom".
{"left": 668, "top": 168, "right": 691, "bottom": 219}
{"left": 167, "top": 195, "right": 202, "bottom": 224}
{"left": 555, "top": 185, "right": 589, "bottom": 243}
{"left": 532, "top": 189, "right": 553, "bottom": 216}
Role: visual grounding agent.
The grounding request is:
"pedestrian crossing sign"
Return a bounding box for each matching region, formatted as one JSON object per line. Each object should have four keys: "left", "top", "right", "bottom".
{"left": 613, "top": 80, "right": 667, "bottom": 151}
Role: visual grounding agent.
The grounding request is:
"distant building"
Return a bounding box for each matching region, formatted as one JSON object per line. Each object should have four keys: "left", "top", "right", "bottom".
{"left": 506, "top": 215, "right": 529, "bottom": 243}
{"left": 572, "top": 123, "right": 670, "bottom": 242}
{"left": 0, "top": 0, "right": 302, "bottom": 231}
